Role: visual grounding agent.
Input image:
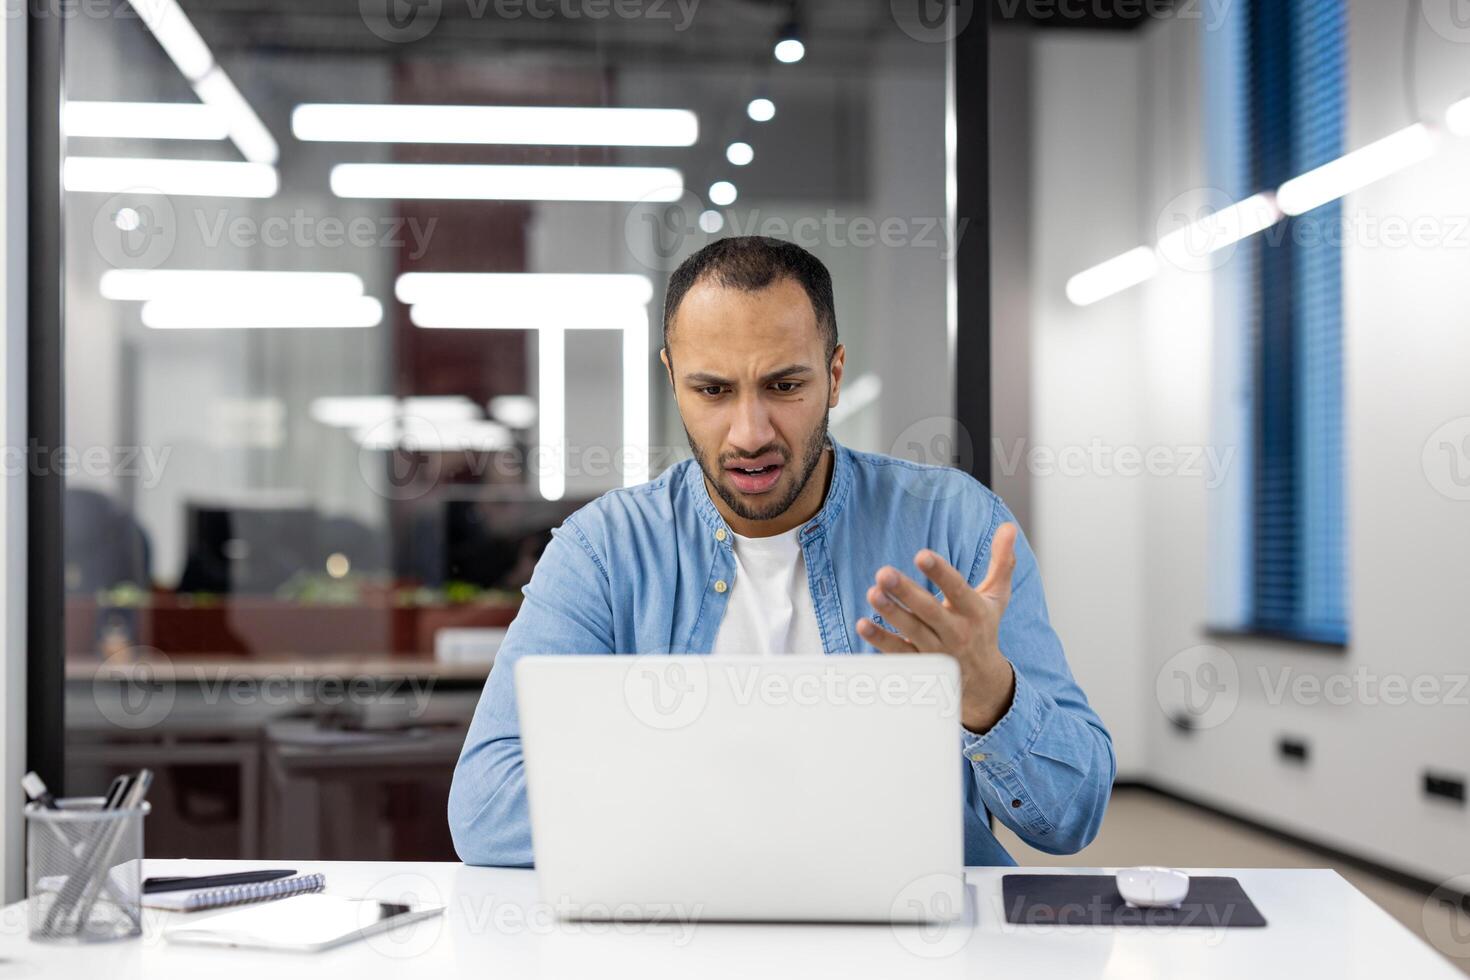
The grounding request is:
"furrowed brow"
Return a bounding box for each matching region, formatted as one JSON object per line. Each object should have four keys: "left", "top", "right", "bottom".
{"left": 682, "top": 364, "right": 814, "bottom": 386}
{"left": 684, "top": 371, "right": 734, "bottom": 386}
{"left": 759, "top": 364, "right": 814, "bottom": 384}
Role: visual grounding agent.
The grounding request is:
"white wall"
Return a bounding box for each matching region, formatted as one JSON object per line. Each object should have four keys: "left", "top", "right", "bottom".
{"left": 1030, "top": 5, "right": 1470, "bottom": 881}
{"left": 1030, "top": 33, "right": 1149, "bottom": 779}
{"left": 1, "top": 3, "right": 26, "bottom": 903}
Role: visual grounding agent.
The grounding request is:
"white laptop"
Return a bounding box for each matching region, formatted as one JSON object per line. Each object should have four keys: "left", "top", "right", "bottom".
{"left": 515, "top": 654, "right": 965, "bottom": 923}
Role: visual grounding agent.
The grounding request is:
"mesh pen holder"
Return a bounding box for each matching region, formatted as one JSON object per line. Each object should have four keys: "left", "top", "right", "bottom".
{"left": 26, "top": 798, "right": 150, "bottom": 942}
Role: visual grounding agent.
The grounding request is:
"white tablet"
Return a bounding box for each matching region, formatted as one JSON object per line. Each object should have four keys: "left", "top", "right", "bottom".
{"left": 163, "top": 892, "right": 444, "bottom": 953}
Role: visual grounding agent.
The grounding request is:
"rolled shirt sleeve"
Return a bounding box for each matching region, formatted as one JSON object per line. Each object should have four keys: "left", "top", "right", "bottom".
{"left": 958, "top": 506, "right": 1116, "bottom": 855}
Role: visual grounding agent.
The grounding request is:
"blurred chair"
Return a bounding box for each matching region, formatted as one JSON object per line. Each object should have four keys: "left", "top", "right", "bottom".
{"left": 63, "top": 488, "right": 151, "bottom": 593}
{"left": 261, "top": 716, "right": 467, "bottom": 861}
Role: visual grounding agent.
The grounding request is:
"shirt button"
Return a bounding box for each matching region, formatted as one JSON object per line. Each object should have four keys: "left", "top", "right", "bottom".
{"left": 715, "top": 528, "right": 727, "bottom": 542}
{"left": 714, "top": 580, "right": 728, "bottom": 593}
{"left": 1010, "top": 798, "right": 1022, "bottom": 808}
{"left": 969, "top": 753, "right": 987, "bottom": 762}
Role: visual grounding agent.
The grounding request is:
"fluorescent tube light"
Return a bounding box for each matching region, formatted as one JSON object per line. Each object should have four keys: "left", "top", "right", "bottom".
{"left": 311, "top": 396, "right": 480, "bottom": 429}
{"left": 63, "top": 101, "right": 228, "bottom": 140}
{"left": 1156, "top": 192, "right": 1283, "bottom": 266}
{"left": 64, "top": 157, "right": 278, "bottom": 197}
{"left": 354, "top": 418, "right": 514, "bottom": 453}
{"left": 140, "top": 296, "right": 382, "bottom": 329}
{"left": 101, "top": 269, "right": 365, "bottom": 302}
{"left": 126, "top": 0, "right": 213, "bottom": 81}
{"left": 330, "top": 163, "right": 683, "bottom": 202}
{"left": 395, "top": 272, "right": 654, "bottom": 309}
{"left": 1065, "top": 246, "right": 1159, "bottom": 307}
{"left": 409, "top": 303, "right": 649, "bottom": 331}
{"left": 193, "top": 69, "right": 279, "bottom": 164}
{"left": 122, "top": 0, "right": 278, "bottom": 165}
{"left": 292, "top": 104, "right": 698, "bottom": 147}
{"left": 396, "top": 271, "right": 654, "bottom": 495}
{"left": 1276, "top": 124, "right": 1435, "bottom": 216}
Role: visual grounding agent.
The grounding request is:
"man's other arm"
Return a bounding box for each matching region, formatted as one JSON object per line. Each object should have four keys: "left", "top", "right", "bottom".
{"left": 447, "top": 518, "right": 614, "bottom": 866}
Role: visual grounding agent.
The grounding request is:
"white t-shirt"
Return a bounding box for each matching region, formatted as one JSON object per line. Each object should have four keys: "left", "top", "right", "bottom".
{"left": 711, "top": 527, "right": 825, "bottom": 656}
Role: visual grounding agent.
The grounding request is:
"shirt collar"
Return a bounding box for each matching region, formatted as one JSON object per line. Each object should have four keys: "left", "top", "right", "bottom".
{"left": 687, "top": 434, "right": 853, "bottom": 541}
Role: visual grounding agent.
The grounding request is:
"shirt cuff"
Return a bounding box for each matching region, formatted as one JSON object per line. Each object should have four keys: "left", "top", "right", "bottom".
{"left": 960, "top": 667, "right": 1044, "bottom": 768}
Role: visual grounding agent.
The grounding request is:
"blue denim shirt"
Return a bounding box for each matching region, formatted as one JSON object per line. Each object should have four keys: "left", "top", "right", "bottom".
{"left": 449, "top": 438, "right": 1115, "bottom": 867}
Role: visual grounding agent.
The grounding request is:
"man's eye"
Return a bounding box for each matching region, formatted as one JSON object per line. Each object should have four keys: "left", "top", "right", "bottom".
{"left": 698, "top": 385, "right": 725, "bottom": 397}
{"left": 772, "top": 382, "right": 801, "bottom": 393}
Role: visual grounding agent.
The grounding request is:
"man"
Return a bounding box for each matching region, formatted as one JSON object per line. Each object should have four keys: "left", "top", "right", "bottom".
{"left": 449, "top": 236, "right": 1114, "bottom": 867}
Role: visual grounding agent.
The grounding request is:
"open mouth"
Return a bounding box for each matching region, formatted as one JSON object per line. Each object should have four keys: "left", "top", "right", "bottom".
{"left": 725, "top": 457, "right": 785, "bottom": 494}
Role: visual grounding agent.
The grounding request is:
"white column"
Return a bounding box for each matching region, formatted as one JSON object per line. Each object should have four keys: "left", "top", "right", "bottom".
{"left": 0, "top": 1, "right": 28, "bottom": 904}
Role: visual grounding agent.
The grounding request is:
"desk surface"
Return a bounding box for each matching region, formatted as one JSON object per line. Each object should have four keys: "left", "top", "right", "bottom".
{"left": 0, "top": 860, "right": 1458, "bottom": 979}
{"left": 68, "top": 655, "right": 492, "bottom": 682}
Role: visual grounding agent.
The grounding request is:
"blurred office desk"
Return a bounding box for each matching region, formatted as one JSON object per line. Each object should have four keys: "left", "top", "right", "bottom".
{"left": 67, "top": 657, "right": 486, "bottom": 860}
{"left": 0, "top": 861, "right": 1459, "bottom": 978}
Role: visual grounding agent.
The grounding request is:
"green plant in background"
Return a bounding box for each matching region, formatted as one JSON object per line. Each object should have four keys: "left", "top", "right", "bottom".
{"left": 392, "top": 584, "right": 523, "bottom": 607}
{"left": 444, "top": 580, "right": 484, "bottom": 605}
{"left": 97, "top": 582, "right": 150, "bottom": 607}
{"left": 274, "top": 571, "right": 363, "bottom": 606}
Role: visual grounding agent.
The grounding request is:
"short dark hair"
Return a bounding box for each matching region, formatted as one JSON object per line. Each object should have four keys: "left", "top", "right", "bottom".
{"left": 661, "top": 236, "right": 838, "bottom": 362}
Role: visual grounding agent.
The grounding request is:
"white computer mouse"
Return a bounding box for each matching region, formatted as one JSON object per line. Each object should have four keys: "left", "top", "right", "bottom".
{"left": 1115, "top": 867, "right": 1190, "bottom": 909}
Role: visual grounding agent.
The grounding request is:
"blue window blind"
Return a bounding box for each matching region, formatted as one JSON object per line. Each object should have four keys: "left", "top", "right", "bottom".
{"left": 1242, "top": 0, "right": 1349, "bottom": 644}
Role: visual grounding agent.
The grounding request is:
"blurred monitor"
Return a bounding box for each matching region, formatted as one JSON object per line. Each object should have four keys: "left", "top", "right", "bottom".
{"left": 178, "top": 499, "right": 318, "bottom": 595}
{"left": 403, "top": 492, "right": 592, "bottom": 591}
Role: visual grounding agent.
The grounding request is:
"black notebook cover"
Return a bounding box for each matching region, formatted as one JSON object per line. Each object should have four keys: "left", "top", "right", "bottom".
{"left": 1002, "top": 874, "right": 1267, "bottom": 928}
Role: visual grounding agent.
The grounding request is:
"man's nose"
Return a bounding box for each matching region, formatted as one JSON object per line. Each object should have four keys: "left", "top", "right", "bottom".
{"left": 727, "top": 392, "right": 776, "bottom": 453}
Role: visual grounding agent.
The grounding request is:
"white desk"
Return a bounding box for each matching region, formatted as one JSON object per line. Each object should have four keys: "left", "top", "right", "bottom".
{"left": 0, "top": 860, "right": 1459, "bottom": 979}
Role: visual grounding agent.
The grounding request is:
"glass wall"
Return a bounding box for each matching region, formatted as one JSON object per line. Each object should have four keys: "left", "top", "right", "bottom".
{"left": 60, "top": 0, "right": 953, "bottom": 859}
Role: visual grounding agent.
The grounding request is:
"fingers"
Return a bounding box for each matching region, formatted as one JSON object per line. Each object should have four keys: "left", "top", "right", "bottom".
{"left": 866, "top": 583, "right": 945, "bottom": 650}
{"left": 855, "top": 617, "right": 917, "bottom": 653}
{"left": 873, "top": 567, "right": 962, "bottom": 645}
{"left": 914, "top": 549, "right": 983, "bottom": 616}
{"left": 977, "top": 522, "right": 1019, "bottom": 601}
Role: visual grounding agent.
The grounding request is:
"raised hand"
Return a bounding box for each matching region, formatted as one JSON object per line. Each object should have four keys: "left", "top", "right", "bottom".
{"left": 855, "top": 523, "right": 1019, "bottom": 733}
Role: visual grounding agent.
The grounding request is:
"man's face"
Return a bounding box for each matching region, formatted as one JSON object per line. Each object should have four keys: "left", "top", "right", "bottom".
{"left": 661, "top": 276, "right": 843, "bottom": 524}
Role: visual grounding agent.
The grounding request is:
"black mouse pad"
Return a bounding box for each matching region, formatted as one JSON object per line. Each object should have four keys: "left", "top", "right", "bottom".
{"left": 1002, "top": 874, "right": 1267, "bottom": 928}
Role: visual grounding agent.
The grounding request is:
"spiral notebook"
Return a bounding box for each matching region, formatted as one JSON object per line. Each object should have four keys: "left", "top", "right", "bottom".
{"left": 144, "top": 873, "right": 326, "bottom": 912}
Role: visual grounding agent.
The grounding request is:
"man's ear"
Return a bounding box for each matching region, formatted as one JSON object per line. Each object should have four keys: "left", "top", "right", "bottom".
{"left": 659, "top": 347, "right": 675, "bottom": 387}
{"left": 827, "top": 344, "right": 846, "bottom": 408}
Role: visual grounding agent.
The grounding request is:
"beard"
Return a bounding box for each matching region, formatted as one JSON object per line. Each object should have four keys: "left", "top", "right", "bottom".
{"left": 684, "top": 409, "right": 831, "bottom": 523}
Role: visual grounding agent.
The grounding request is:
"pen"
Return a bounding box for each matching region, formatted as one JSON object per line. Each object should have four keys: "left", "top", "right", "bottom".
{"left": 103, "top": 773, "right": 131, "bottom": 810}
{"left": 20, "top": 771, "right": 58, "bottom": 810}
{"left": 64, "top": 769, "right": 153, "bottom": 934}
{"left": 144, "top": 870, "right": 298, "bottom": 894}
